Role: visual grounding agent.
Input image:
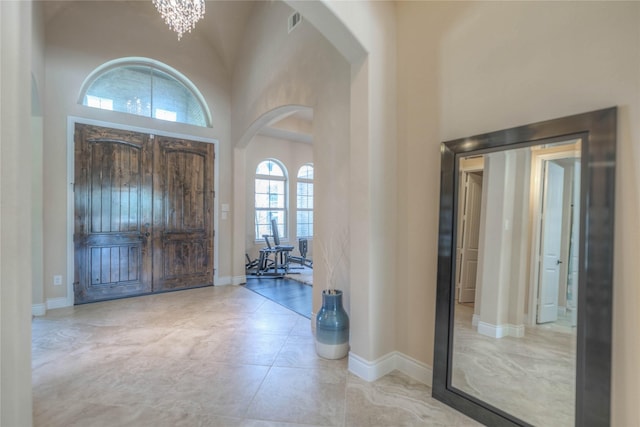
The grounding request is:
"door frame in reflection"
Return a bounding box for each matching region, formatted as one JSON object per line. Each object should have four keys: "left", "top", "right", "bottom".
{"left": 528, "top": 143, "right": 581, "bottom": 327}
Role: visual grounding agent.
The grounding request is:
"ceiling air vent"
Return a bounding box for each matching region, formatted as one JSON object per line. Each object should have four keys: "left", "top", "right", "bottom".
{"left": 288, "top": 11, "right": 302, "bottom": 33}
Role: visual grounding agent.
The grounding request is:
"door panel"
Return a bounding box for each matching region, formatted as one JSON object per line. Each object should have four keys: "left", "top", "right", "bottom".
{"left": 459, "top": 172, "right": 483, "bottom": 303}
{"left": 537, "top": 161, "right": 565, "bottom": 323}
{"left": 153, "top": 137, "right": 214, "bottom": 291}
{"left": 74, "top": 125, "right": 153, "bottom": 303}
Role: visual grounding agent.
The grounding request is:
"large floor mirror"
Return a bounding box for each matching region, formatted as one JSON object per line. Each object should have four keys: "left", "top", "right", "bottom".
{"left": 433, "top": 108, "right": 616, "bottom": 426}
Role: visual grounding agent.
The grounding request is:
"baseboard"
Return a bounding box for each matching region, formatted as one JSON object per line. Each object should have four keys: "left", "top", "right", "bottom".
{"left": 215, "top": 276, "right": 231, "bottom": 286}
{"left": 348, "top": 351, "right": 432, "bottom": 387}
{"left": 47, "top": 297, "right": 71, "bottom": 310}
{"left": 395, "top": 352, "right": 433, "bottom": 386}
{"left": 472, "top": 313, "right": 479, "bottom": 327}
{"left": 478, "top": 321, "right": 525, "bottom": 338}
{"left": 508, "top": 324, "right": 525, "bottom": 338}
{"left": 349, "top": 352, "right": 396, "bottom": 382}
{"left": 32, "top": 303, "right": 46, "bottom": 317}
{"left": 215, "top": 275, "right": 246, "bottom": 286}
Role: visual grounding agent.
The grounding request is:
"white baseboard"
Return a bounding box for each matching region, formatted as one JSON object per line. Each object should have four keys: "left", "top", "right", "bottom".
{"left": 216, "top": 276, "right": 231, "bottom": 286}
{"left": 215, "top": 275, "right": 246, "bottom": 286}
{"left": 32, "top": 303, "right": 46, "bottom": 317}
{"left": 232, "top": 275, "right": 246, "bottom": 285}
{"left": 478, "top": 321, "right": 525, "bottom": 338}
{"left": 472, "top": 313, "right": 479, "bottom": 327}
{"left": 47, "top": 297, "right": 71, "bottom": 310}
{"left": 478, "top": 321, "right": 506, "bottom": 338}
{"left": 348, "top": 351, "right": 432, "bottom": 387}
{"left": 508, "top": 324, "right": 525, "bottom": 338}
{"left": 395, "top": 352, "right": 433, "bottom": 386}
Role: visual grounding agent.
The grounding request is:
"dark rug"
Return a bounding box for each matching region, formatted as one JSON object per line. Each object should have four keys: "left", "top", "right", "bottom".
{"left": 244, "top": 276, "right": 312, "bottom": 319}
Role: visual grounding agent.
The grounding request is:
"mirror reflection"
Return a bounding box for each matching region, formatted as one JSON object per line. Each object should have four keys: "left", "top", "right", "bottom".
{"left": 451, "top": 139, "right": 581, "bottom": 426}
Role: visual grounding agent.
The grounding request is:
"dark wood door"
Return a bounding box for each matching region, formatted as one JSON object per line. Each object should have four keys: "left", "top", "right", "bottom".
{"left": 74, "top": 124, "right": 153, "bottom": 303}
{"left": 74, "top": 124, "right": 215, "bottom": 303}
{"left": 152, "top": 136, "right": 214, "bottom": 291}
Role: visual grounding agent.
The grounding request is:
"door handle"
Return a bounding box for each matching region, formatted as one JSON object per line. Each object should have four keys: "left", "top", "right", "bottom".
{"left": 557, "top": 259, "right": 563, "bottom": 265}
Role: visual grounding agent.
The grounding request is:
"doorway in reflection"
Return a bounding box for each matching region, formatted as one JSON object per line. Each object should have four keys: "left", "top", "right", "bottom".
{"left": 451, "top": 140, "right": 580, "bottom": 427}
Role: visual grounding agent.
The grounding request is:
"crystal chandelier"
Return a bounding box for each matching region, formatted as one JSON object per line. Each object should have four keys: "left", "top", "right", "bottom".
{"left": 152, "top": 0, "right": 206, "bottom": 40}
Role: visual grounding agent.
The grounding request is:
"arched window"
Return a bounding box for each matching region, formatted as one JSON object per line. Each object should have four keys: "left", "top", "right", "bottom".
{"left": 296, "top": 164, "right": 314, "bottom": 238}
{"left": 255, "top": 159, "right": 287, "bottom": 240}
{"left": 79, "top": 58, "right": 211, "bottom": 127}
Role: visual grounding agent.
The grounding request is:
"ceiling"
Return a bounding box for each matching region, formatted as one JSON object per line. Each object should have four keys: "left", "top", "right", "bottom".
{"left": 41, "top": 0, "right": 256, "bottom": 74}
{"left": 40, "top": 0, "right": 313, "bottom": 143}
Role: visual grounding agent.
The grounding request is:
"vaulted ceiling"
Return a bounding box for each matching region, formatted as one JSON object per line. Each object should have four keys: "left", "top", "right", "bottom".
{"left": 40, "top": 0, "right": 313, "bottom": 143}
{"left": 41, "top": 0, "right": 256, "bottom": 74}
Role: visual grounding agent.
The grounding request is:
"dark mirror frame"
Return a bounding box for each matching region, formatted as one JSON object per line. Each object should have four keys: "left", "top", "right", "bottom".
{"left": 433, "top": 107, "right": 617, "bottom": 427}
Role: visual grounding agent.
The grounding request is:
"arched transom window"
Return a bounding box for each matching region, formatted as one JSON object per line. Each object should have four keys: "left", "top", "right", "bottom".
{"left": 255, "top": 159, "right": 287, "bottom": 240}
{"left": 79, "top": 58, "right": 211, "bottom": 127}
{"left": 296, "top": 164, "right": 314, "bottom": 238}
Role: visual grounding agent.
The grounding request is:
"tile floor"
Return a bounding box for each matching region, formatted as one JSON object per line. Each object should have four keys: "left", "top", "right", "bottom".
{"left": 33, "top": 285, "right": 480, "bottom": 427}
{"left": 452, "top": 304, "right": 575, "bottom": 426}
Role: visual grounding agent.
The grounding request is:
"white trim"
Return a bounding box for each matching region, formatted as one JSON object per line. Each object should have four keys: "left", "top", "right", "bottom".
{"left": 46, "top": 297, "right": 71, "bottom": 310}
{"left": 231, "top": 275, "right": 246, "bottom": 286}
{"left": 472, "top": 313, "right": 479, "bottom": 327}
{"left": 32, "top": 304, "right": 46, "bottom": 317}
{"left": 348, "top": 351, "right": 396, "bottom": 382}
{"left": 395, "top": 352, "right": 433, "bottom": 386}
{"left": 477, "top": 321, "right": 507, "bottom": 338}
{"left": 215, "top": 276, "right": 244, "bottom": 286}
{"left": 67, "top": 116, "right": 220, "bottom": 306}
{"left": 508, "top": 324, "right": 525, "bottom": 338}
{"left": 215, "top": 276, "right": 231, "bottom": 286}
{"left": 348, "top": 351, "right": 433, "bottom": 387}
{"left": 478, "top": 321, "right": 525, "bottom": 338}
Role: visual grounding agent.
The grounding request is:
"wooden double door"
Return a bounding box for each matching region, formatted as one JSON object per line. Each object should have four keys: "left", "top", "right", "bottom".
{"left": 74, "top": 124, "right": 215, "bottom": 304}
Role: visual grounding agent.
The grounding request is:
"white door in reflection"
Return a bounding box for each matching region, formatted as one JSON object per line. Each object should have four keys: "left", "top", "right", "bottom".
{"left": 537, "top": 160, "right": 565, "bottom": 323}
{"left": 458, "top": 172, "right": 483, "bottom": 303}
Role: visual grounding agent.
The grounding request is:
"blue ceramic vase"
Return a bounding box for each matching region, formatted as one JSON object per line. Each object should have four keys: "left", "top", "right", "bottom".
{"left": 315, "top": 289, "right": 349, "bottom": 359}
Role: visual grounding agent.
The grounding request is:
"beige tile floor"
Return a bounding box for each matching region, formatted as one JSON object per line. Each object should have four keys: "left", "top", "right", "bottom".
{"left": 452, "top": 304, "right": 576, "bottom": 426}
{"left": 33, "top": 285, "right": 480, "bottom": 427}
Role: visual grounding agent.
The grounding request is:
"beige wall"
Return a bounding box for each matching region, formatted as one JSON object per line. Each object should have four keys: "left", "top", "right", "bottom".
{"left": 42, "top": 1, "right": 234, "bottom": 304}
{"left": 2, "top": 1, "right": 636, "bottom": 425}
{"left": 31, "top": 2, "right": 45, "bottom": 311}
{"left": 397, "top": 1, "right": 640, "bottom": 424}
{"left": 1, "top": 2, "right": 34, "bottom": 424}
{"left": 297, "top": 0, "right": 399, "bottom": 362}
{"left": 231, "top": 1, "right": 351, "bottom": 320}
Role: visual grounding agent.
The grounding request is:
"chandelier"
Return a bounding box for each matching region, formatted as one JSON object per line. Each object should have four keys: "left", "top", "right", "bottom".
{"left": 152, "top": 0, "right": 206, "bottom": 40}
